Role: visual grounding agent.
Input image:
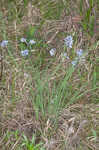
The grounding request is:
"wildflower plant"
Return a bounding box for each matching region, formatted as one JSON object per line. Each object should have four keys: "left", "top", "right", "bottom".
{"left": 20, "top": 37, "right": 36, "bottom": 57}
{"left": 21, "top": 49, "right": 29, "bottom": 57}
{"left": 64, "top": 35, "right": 73, "bottom": 48}
{"left": 0, "top": 40, "right": 8, "bottom": 47}
{"left": 61, "top": 52, "right": 69, "bottom": 62}
{"left": 76, "top": 49, "right": 83, "bottom": 57}
{"left": 20, "top": 38, "right": 27, "bottom": 43}
{"left": 29, "top": 39, "right": 36, "bottom": 45}
{"left": 49, "top": 48, "right": 56, "bottom": 56}
{"left": 63, "top": 52, "right": 69, "bottom": 59}
{"left": 71, "top": 48, "right": 86, "bottom": 67}
{"left": 0, "top": 1, "right": 98, "bottom": 150}
{"left": 71, "top": 58, "right": 78, "bottom": 66}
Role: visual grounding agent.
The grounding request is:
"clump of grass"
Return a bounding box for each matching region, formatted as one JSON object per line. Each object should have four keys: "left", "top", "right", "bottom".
{"left": 79, "top": 0, "right": 96, "bottom": 36}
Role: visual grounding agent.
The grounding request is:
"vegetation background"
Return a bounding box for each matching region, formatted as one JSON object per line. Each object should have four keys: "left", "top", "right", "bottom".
{"left": 0, "top": 0, "right": 99, "bottom": 149}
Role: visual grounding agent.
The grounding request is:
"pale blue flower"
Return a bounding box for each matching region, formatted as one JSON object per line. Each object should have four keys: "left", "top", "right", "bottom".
{"left": 71, "top": 60, "right": 77, "bottom": 66}
{"left": 29, "top": 40, "right": 36, "bottom": 45}
{"left": 0, "top": 40, "right": 8, "bottom": 47}
{"left": 76, "top": 49, "right": 83, "bottom": 57}
{"left": 64, "top": 36, "right": 73, "bottom": 48}
{"left": 61, "top": 52, "right": 69, "bottom": 62}
{"left": 20, "top": 38, "right": 27, "bottom": 43}
{"left": 21, "top": 49, "right": 29, "bottom": 56}
{"left": 63, "top": 52, "right": 69, "bottom": 59}
{"left": 49, "top": 48, "right": 56, "bottom": 56}
{"left": 71, "top": 57, "right": 78, "bottom": 66}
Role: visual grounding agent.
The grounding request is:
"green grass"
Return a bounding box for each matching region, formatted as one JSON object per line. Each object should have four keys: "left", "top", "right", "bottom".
{"left": 0, "top": 0, "right": 99, "bottom": 150}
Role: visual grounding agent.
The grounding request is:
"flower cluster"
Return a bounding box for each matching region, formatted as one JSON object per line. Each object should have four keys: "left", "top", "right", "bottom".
{"left": 64, "top": 35, "right": 73, "bottom": 48}
{"left": 49, "top": 35, "right": 85, "bottom": 67}
{"left": 20, "top": 38, "right": 36, "bottom": 57}
{"left": 0, "top": 36, "right": 85, "bottom": 67}
{"left": 21, "top": 49, "right": 29, "bottom": 57}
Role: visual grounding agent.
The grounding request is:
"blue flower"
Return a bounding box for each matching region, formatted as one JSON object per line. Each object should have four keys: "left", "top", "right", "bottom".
{"left": 63, "top": 52, "right": 69, "bottom": 59}
{"left": 76, "top": 49, "right": 83, "bottom": 57}
{"left": 21, "top": 49, "right": 29, "bottom": 56}
{"left": 49, "top": 48, "right": 56, "bottom": 56}
{"left": 29, "top": 40, "right": 36, "bottom": 45}
{"left": 0, "top": 40, "right": 8, "bottom": 47}
{"left": 71, "top": 57, "right": 78, "bottom": 66}
{"left": 20, "top": 38, "right": 27, "bottom": 43}
{"left": 64, "top": 36, "right": 73, "bottom": 48}
{"left": 71, "top": 60, "right": 77, "bottom": 66}
{"left": 61, "top": 52, "right": 69, "bottom": 62}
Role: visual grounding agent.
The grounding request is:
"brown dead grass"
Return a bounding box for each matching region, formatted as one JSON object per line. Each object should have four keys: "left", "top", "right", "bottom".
{"left": 0, "top": 101, "right": 99, "bottom": 150}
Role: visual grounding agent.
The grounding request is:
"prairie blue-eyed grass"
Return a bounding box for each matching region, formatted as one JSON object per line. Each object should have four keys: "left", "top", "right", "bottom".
{"left": 64, "top": 35, "right": 73, "bottom": 48}
{"left": 71, "top": 60, "right": 77, "bottom": 66}
{"left": 20, "top": 37, "right": 27, "bottom": 43}
{"left": 21, "top": 49, "right": 29, "bottom": 56}
{"left": 76, "top": 49, "right": 83, "bottom": 57}
{"left": 63, "top": 52, "right": 69, "bottom": 59}
{"left": 29, "top": 39, "right": 36, "bottom": 45}
{"left": 71, "top": 49, "right": 85, "bottom": 66}
{"left": 49, "top": 48, "right": 56, "bottom": 56}
{"left": 71, "top": 57, "right": 79, "bottom": 66}
{"left": 0, "top": 40, "right": 8, "bottom": 47}
{"left": 61, "top": 52, "right": 69, "bottom": 62}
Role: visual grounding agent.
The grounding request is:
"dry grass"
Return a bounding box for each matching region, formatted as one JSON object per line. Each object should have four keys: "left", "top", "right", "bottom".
{"left": 0, "top": 101, "right": 99, "bottom": 150}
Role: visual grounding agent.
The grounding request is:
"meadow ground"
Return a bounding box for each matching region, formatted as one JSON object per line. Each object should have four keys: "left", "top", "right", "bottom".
{"left": 0, "top": 0, "right": 99, "bottom": 150}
